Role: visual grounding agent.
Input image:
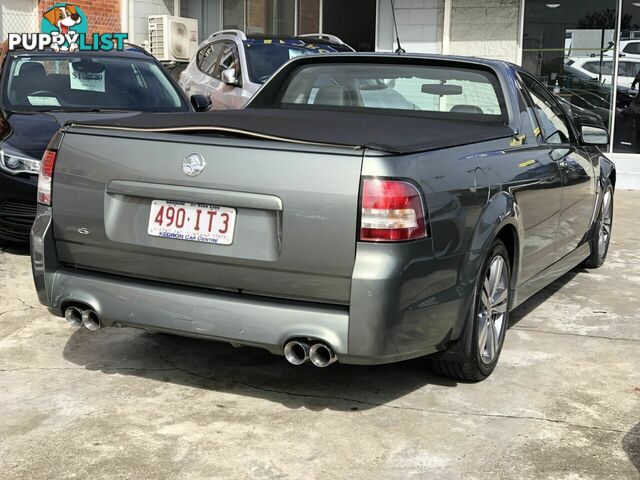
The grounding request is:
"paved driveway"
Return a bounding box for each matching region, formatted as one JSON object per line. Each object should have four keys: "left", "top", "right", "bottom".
{"left": 1, "top": 192, "right": 639, "bottom": 480}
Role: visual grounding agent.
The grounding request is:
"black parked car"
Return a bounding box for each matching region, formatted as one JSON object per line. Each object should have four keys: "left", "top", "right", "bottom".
{"left": 0, "top": 46, "right": 198, "bottom": 243}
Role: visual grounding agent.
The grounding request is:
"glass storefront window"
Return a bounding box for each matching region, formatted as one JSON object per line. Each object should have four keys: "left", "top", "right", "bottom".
{"left": 223, "top": 0, "right": 245, "bottom": 30}
{"left": 298, "top": 0, "right": 320, "bottom": 35}
{"left": 182, "top": 0, "right": 222, "bottom": 39}
{"left": 247, "top": 0, "right": 296, "bottom": 36}
{"left": 523, "top": 0, "right": 618, "bottom": 148}
{"left": 613, "top": 1, "right": 640, "bottom": 153}
{"left": 206, "top": 1, "right": 305, "bottom": 38}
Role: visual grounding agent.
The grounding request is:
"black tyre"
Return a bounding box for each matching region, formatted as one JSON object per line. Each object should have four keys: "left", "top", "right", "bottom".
{"left": 584, "top": 184, "right": 614, "bottom": 269}
{"left": 431, "top": 240, "right": 511, "bottom": 382}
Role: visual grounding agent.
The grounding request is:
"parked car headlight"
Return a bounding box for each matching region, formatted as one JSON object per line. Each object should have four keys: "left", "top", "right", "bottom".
{"left": 0, "top": 147, "right": 40, "bottom": 175}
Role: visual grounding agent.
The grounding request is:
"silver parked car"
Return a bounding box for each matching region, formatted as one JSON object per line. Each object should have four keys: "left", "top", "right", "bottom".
{"left": 32, "top": 53, "right": 615, "bottom": 381}
{"left": 178, "top": 30, "right": 354, "bottom": 109}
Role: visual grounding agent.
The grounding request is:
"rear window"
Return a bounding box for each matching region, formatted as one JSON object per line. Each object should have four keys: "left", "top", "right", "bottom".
{"left": 278, "top": 63, "right": 507, "bottom": 121}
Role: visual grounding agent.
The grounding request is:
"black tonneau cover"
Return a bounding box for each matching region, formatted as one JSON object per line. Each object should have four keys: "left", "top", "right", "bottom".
{"left": 71, "top": 109, "right": 515, "bottom": 154}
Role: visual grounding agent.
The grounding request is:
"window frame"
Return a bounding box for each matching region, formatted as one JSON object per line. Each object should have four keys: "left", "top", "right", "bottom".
{"left": 517, "top": 71, "right": 577, "bottom": 146}
{"left": 213, "top": 41, "right": 242, "bottom": 85}
{"left": 196, "top": 41, "right": 225, "bottom": 78}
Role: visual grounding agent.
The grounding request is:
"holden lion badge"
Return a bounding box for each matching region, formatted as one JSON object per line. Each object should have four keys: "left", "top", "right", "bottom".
{"left": 182, "top": 153, "right": 206, "bottom": 177}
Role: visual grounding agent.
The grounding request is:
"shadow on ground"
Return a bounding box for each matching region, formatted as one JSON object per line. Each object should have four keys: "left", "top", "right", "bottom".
{"left": 61, "top": 268, "right": 580, "bottom": 411}
{"left": 63, "top": 329, "right": 456, "bottom": 411}
{"left": 510, "top": 270, "right": 579, "bottom": 325}
{"left": 0, "top": 240, "right": 29, "bottom": 256}
{"left": 623, "top": 421, "right": 640, "bottom": 473}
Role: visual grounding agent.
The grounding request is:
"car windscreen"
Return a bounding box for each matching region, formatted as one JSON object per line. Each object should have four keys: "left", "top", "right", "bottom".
{"left": 278, "top": 63, "right": 508, "bottom": 121}
{"left": 244, "top": 42, "right": 340, "bottom": 84}
{"left": 3, "top": 55, "right": 190, "bottom": 113}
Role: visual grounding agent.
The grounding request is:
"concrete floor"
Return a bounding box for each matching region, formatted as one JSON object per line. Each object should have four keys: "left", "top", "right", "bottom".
{"left": 0, "top": 193, "right": 639, "bottom": 480}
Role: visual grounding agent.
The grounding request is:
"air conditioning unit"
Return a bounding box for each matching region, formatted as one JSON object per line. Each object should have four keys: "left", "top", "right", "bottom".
{"left": 148, "top": 15, "right": 198, "bottom": 62}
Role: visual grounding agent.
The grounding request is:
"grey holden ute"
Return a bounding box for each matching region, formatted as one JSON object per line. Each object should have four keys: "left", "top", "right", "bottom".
{"left": 31, "top": 53, "right": 615, "bottom": 381}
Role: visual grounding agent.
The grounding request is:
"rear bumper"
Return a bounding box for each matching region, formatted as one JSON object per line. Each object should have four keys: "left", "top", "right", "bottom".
{"left": 0, "top": 171, "right": 37, "bottom": 242}
{"left": 47, "top": 269, "right": 350, "bottom": 356}
{"left": 32, "top": 207, "right": 478, "bottom": 365}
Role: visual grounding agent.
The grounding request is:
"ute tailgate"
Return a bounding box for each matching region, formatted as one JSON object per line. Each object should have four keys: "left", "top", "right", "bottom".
{"left": 51, "top": 128, "right": 364, "bottom": 304}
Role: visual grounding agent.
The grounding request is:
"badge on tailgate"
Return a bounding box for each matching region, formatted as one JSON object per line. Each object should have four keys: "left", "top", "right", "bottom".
{"left": 147, "top": 200, "right": 236, "bottom": 245}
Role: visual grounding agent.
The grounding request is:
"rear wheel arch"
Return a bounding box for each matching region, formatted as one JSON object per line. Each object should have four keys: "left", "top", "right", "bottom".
{"left": 584, "top": 182, "right": 614, "bottom": 269}
{"left": 468, "top": 191, "right": 516, "bottom": 252}
{"left": 493, "top": 223, "right": 520, "bottom": 292}
{"left": 467, "top": 191, "right": 523, "bottom": 278}
{"left": 437, "top": 196, "right": 522, "bottom": 361}
{"left": 599, "top": 156, "right": 616, "bottom": 190}
{"left": 608, "top": 168, "right": 616, "bottom": 190}
{"left": 430, "top": 238, "right": 512, "bottom": 381}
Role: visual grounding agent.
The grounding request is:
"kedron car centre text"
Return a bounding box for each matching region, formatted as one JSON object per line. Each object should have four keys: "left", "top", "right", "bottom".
{"left": 8, "top": 3, "right": 127, "bottom": 53}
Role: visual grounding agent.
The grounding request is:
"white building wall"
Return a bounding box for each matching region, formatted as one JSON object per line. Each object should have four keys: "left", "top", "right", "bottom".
{"left": 448, "top": 0, "right": 520, "bottom": 63}
{"left": 0, "top": 0, "right": 38, "bottom": 39}
{"left": 129, "top": 0, "right": 176, "bottom": 45}
{"left": 377, "top": 0, "right": 444, "bottom": 54}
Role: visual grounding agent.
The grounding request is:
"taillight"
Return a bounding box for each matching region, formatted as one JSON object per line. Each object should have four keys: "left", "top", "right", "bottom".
{"left": 359, "top": 178, "right": 428, "bottom": 242}
{"left": 37, "top": 130, "right": 64, "bottom": 206}
{"left": 37, "top": 149, "right": 57, "bottom": 206}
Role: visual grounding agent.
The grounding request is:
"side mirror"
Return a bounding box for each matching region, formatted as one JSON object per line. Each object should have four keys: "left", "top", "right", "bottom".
{"left": 190, "top": 94, "right": 211, "bottom": 112}
{"left": 581, "top": 125, "right": 609, "bottom": 146}
{"left": 221, "top": 68, "right": 238, "bottom": 86}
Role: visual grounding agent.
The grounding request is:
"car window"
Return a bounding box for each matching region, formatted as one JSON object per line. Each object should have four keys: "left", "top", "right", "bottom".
{"left": 3, "top": 55, "right": 189, "bottom": 112}
{"left": 583, "top": 61, "right": 613, "bottom": 75}
{"left": 197, "top": 42, "right": 223, "bottom": 75}
{"left": 623, "top": 42, "right": 640, "bottom": 54}
{"left": 617, "top": 62, "right": 629, "bottom": 77}
{"left": 582, "top": 59, "right": 640, "bottom": 77}
{"left": 243, "top": 41, "right": 340, "bottom": 84}
{"left": 213, "top": 42, "right": 240, "bottom": 80}
{"left": 279, "top": 63, "right": 507, "bottom": 121}
{"left": 520, "top": 73, "right": 572, "bottom": 144}
{"left": 620, "top": 61, "right": 640, "bottom": 77}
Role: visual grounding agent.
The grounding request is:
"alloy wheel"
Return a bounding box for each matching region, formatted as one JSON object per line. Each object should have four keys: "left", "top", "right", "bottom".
{"left": 598, "top": 190, "right": 613, "bottom": 257}
{"left": 477, "top": 255, "right": 509, "bottom": 365}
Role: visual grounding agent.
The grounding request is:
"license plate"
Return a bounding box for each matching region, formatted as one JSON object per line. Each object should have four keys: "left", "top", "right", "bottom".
{"left": 147, "top": 200, "right": 236, "bottom": 245}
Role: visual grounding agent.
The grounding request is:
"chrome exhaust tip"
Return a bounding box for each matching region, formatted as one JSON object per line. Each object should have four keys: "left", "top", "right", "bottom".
{"left": 81, "top": 310, "right": 101, "bottom": 331}
{"left": 309, "top": 343, "right": 337, "bottom": 368}
{"left": 64, "top": 306, "right": 83, "bottom": 328}
{"left": 284, "top": 340, "right": 310, "bottom": 365}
